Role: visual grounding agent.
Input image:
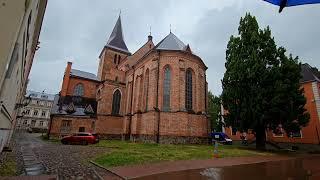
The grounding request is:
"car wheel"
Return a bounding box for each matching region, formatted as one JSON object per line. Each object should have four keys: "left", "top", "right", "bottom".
{"left": 81, "top": 140, "right": 88, "bottom": 145}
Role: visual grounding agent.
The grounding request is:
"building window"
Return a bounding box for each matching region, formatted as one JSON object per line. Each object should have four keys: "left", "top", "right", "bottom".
{"left": 37, "top": 100, "right": 40, "bottom": 105}
{"left": 112, "top": 90, "right": 121, "bottom": 115}
{"left": 163, "top": 66, "right": 171, "bottom": 111}
{"left": 79, "top": 127, "right": 85, "bottom": 132}
{"left": 61, "top": 120, "right": 71, "bottom": 133}
{"left": 33, "top": 110, "right": 38, "bottom": 116}
{"left": 144, "top": 69, "right": 149, "bottom": 111}
{"left": 30, "top": 93, "right": 37, "bottom": 97}
{"left": 39, "top": 121, "right": 44, "bottom": 127}
{"left": 41, "top": 111, "right": 46, "bottom": 117}
{"left": 114, "top": 54, "right": 117, "bottom": 64}
{"left": 185, "top": 69, "right": 193, "bottom": 111}
{"left": 25, "top": 109, "right": 30, "bottom": 115}
{"left": 23, "top": 120, "right": 28, "bottom": 125}
{"left": 73, "top": 83, "right": 84, "bottom": 96}
{"left": 31, "top": 120, "right": 36, "bottom": 127}
{"left": 118, "top": 55, "right": 121, "bottom": 64}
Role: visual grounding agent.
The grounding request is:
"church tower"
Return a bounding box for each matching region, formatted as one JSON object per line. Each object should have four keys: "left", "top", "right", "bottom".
{"left": 97, "top": 15, "right": 131, "bottom": 81}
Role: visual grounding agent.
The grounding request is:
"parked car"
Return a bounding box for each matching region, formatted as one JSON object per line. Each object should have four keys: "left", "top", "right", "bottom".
{"left": 210, "top": 132, "right": 232, "bottom": 145}
{"left": 61, "top": 132, "right": 99, "bottom": 145}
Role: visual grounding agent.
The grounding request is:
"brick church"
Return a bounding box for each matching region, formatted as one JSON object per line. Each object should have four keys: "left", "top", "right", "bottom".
{"left": 49, "top": 15, "right": 209, "bottom": 143}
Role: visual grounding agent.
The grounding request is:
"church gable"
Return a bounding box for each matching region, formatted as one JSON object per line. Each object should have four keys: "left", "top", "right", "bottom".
{"left": 121, "top": 36, "right": 154, "bottom": 68}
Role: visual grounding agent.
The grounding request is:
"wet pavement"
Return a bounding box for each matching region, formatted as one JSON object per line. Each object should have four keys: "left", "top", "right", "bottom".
{"left": 133, "top": 156, "right": 320, "bottom": 180}
{"left": 14, "top": 132, "right": 117, "bottom": 180}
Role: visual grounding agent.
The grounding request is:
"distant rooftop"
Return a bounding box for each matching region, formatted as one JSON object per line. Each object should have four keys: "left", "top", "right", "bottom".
{"left": 155, "top": 32, "right": 189, "bottom": 52}
{"left": 70, "top": 69, "right": 99, "bottom": 81}
{"left": 300, "top": 63, "right": 320, "bottom": 83}
{"left": 26, "top": 90, "right": 55, "bottom": 101}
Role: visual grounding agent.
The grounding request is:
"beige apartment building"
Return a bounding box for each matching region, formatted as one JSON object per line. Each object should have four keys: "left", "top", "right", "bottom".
{"left": 0, "top": 0, "right": 47, "bottom": 152}
{"left": 17, "top": 91, "right": 54, "bottom": 131}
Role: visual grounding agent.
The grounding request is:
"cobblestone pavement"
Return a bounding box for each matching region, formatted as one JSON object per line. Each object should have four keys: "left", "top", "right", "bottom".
{"left": 15, "top": 132, "right": 119, "bottom": 180}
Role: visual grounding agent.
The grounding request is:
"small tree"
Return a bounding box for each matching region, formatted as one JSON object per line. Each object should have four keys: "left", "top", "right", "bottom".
{"left": 222, "top": 13, "right": 309, "bottom": 149}
{"left": 208, "top": 91, "right": 222, "bottom": 132}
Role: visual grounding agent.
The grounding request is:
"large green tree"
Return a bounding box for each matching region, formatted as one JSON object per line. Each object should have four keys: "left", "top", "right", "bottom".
{"left": 221, "top": 13, "right": 310, "bottom": 149}
{"left": 208, "top": 91, "right": 222, "bottom": 132}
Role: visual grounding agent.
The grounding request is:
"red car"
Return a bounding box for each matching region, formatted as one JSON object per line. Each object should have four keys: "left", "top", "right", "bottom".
{"left": 61, "top": 132, "right": 99, "bottom": 145}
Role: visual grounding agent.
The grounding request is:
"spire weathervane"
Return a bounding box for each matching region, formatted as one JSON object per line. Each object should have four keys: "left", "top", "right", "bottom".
{"left": 149, "top": 26, "right": 152, "bottom": 36}
{"left": 170, "top": 24, "right": 171, "bottom": 33}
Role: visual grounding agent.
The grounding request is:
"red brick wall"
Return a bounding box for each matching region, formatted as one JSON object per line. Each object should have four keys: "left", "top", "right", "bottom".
{"left": 66, "top": 77, "right": 98, "bottom": 98}
{"left": 157, "top": 51, "right": 207, "bottom": 113}
{"left": 98, "top": 48, "right": 127, "bottom": 82}
{"left": 267, "top": 82, "right": 320, "bottom": 144}
{"left": 97, "top": 82, "right": 126, "bottom": 115}
{"left": 60, "top": 62, "right": 98, "bottom": 99}
{"left": 50, "top": 116, "right": 95, "bottom": 136}
{"left": 129, "top": 111, "right": 208, "bottom": 137}
{"left": 159, "top": 112, "right": 208, "bottom": 137}
{"left": 95, "top": 115, "right": 125, "bottom": 134}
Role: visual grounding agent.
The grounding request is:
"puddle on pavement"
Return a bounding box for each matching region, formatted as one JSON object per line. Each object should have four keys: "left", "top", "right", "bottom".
{"left": 133, "top": 157, "right": 320, "bottom": 180}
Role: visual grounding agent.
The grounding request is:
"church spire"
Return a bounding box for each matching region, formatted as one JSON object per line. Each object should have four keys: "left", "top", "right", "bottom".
{"left": 106, "top": 15, "right": 130, "bottom": 54}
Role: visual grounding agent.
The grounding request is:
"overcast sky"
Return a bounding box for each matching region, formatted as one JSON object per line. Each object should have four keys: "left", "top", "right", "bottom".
{"left": 28, "top": 0, "right": 320, "bottom": 95}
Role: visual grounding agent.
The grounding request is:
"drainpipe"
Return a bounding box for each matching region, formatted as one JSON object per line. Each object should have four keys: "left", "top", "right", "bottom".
{"left": 47, "top": 114, "right": 53, "bottom": 139}
{"left": 156, "top": 51, "right": 161, "bottom": 143}
{"left": 128, "top": 66, "right": 135, "bottom": 140}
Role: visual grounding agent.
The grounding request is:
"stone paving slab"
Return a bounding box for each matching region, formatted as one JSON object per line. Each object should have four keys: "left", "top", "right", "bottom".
{"left": 14, "top": 132, "right": 115, "bottom": 179}
{"left": 1, "top": 175, "right": 57, "bottom": 180}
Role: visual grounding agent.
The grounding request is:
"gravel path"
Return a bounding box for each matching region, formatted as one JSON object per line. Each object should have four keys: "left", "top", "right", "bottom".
{"left": 14, "top": 132, "right": 118, "bottom": 180}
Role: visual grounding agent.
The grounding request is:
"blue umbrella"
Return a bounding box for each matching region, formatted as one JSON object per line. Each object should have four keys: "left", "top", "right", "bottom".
{"left": 264, "top": 0, "right": 320, "bottom": 12}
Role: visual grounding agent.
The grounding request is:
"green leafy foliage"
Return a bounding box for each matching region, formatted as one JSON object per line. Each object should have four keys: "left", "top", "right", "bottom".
{"left": 208, "top": 91, "right": 223, "bottom": 132}
{"left": 222, "top": 13, "right": 310, "bottom": 149}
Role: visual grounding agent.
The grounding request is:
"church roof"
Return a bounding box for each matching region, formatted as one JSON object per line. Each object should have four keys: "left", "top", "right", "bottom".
{"left": 300, "top": 63, "right": 320, "bottom": 83}
{"left": 70, "top": 69, "right": 99, "bottom": 81}
{"left": 155, "top": 32, "right": 188, "bottom": 51}
{"left": 106, "top": 15, "right": 130, "bottom": 54}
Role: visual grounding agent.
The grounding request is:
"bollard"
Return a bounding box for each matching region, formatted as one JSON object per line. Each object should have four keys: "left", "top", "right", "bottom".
{"left": 213, "top": 141, "right": 219, "bottom": 158}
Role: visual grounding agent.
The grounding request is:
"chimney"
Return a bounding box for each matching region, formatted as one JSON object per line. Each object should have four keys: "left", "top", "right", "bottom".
{"left": 61, "top": 61, "right": 72, "bottom": 97}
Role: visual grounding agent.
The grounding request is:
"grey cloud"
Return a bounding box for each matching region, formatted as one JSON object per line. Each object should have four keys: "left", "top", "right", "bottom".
{"left": 28, "top": 1, "right": 320, "bottom": 95}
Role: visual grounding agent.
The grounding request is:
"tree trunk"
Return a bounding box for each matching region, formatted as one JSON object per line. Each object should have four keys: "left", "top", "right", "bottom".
{"left": 255, "top": 125, "right": 266, "bottom": 150}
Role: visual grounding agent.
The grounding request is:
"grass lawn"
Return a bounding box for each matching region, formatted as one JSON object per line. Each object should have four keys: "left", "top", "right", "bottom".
{"left": 92, "top": 140, "right": 273, "bottom": 168}
{"left": 0, "top": 154, "right": 17, "bottom": 176}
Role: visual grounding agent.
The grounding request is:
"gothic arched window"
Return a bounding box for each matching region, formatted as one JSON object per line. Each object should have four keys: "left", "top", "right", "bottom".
{"left": 144, "top": 69, "right": 149, "bottom": 111}
{"left": 118, "top": 55, "right": 121, "bottom": 64}
{"left": 163, "top": 66, "right": 171, "bottom": 111}
{"left": 112, "top": 89, "right": 121, "bottom": 115}
{"left": 185, "top": 69, "right": 193, "bottom": 111}
{"left": 73, "top": 83, "right": 84, "bottom": 96}
{"left": 114, "top": 54, "right": 117, "bottom": 64}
